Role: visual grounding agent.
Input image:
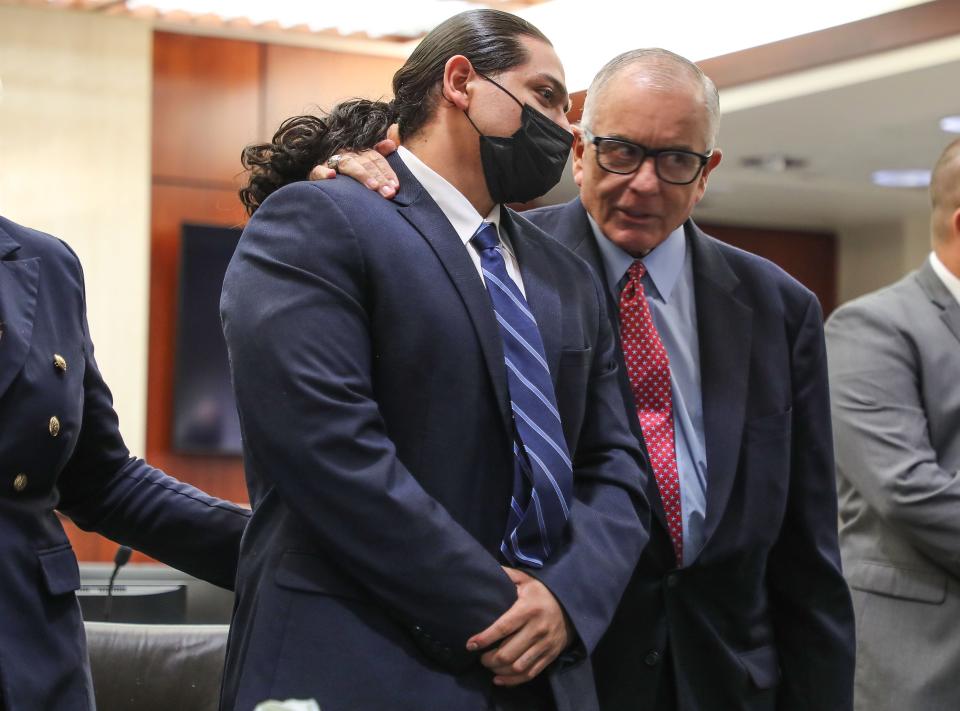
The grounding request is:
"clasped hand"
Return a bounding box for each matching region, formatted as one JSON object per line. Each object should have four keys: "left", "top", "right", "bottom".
{"left": 466, "top": 567, "right": 572, "bottom": 687}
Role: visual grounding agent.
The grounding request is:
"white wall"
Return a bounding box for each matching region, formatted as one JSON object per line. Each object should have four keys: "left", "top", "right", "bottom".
{"left": 837, "top": 216, "right": 932, "bottom": 305}
{"left": 0, "top": 5, "right": 152, "bottom": 455}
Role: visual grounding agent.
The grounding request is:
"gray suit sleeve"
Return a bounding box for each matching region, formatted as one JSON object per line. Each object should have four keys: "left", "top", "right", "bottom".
{"left": 826, "top": 300, "right": 960, "bottom": 574}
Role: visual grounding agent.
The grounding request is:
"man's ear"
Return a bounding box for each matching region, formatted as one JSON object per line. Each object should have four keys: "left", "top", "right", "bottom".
{"left": 572, "top": 126, "right": 585, "bottom": 188}
{"left": 693, "top": 147, "right": 722, "bottom": 203}
{"left": 442, "top": 55, "right": 474, "bottom": 111}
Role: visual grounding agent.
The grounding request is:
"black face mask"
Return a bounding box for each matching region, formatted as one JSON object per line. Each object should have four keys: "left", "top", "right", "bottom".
{"left": 464, "top": 72, "right": 573, "bottom": 204}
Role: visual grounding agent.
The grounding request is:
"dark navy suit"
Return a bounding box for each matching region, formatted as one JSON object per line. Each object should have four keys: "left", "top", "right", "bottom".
{"left": 219, "top": 156, "right": 649, "bottom": 711}
{"left": 524, "top": 199, "right": 855, "bottom": 711}
{"left": 0, "top": 216, "right": 250, "bottom": 710}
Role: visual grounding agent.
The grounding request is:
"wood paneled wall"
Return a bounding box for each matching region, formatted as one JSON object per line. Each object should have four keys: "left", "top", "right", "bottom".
{"left": 700, "top": 224, "right": 837, "bottom": 315}
{"left": 65, "top": 32, "right": 402, "bottom": 561}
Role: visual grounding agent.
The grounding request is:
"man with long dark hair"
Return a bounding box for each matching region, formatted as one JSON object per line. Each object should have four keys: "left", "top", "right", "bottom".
{"left": 220, "top": 10, "right": 649, "bottom": 711}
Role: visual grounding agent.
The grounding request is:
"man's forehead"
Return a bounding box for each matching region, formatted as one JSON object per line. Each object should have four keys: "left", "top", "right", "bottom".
{"left": 590, "top": 75, "right": 708, "bottom": 136}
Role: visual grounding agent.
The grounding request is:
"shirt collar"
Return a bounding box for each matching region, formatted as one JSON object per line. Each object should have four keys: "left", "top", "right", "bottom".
{"left": 588, "top": 214, "right": 687, "bottom": 302}
{"left": 397, "top": 145, "right": 502, "bottom": 246}
{"left": 930, "top": 251, "right": 960, "bottom": 307}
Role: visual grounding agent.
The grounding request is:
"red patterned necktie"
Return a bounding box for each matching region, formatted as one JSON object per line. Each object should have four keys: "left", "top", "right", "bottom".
{"left": 619, "top": 260, "right": 683, "bottom": 564}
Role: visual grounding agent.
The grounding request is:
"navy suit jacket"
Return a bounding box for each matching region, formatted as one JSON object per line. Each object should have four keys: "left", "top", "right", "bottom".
{"left": 219, "top": 156, "right": 649, "bottom": 711}
{"left": 524, "top": 199, "right": 855, "bottom": 711}
{"left": 0, "top": 216, "right": 250, "bottom": 710}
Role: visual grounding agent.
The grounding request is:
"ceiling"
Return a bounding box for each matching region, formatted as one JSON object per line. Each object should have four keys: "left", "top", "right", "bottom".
{"left": 539, "top": 32, "right": 960, "bottom": 234}
{"left": 694, "top": 40, "right": 960, "bottom": 231}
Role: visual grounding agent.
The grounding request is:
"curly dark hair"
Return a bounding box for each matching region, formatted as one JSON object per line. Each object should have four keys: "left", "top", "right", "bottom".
{"left": 238, "top": 98, "right": 394, "bottom": 216}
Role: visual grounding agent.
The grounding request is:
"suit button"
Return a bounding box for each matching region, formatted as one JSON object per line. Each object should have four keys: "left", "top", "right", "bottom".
{"left": 49, "top": 416, "right": 61, "bottom": 437}
{"left": 643, "top": 650, "right": 661, "bottom": 667}
{"left": 53, "top": 354, "right": 67, "bottom": 372}
{"left": 13, "top": 473, "right": 28, "bottom": 492}
{"left": 666, "top": 573, "right": 679, "bottom": 588}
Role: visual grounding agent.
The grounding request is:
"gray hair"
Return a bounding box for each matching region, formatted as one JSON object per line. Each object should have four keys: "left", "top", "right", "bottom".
{"left": 580, "top": 48, "right": 720, "bottom": 151}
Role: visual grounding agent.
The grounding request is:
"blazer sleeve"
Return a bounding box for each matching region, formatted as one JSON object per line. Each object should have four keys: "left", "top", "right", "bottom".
{"left": 766, "top": 293, "right": 855, "bottom": 710}
{"left": 55, "top": 244, "right": 250, "bottom": 591}
{"left": 529, "top": 265, "right": 651, "bottom": 655}
{"left": 826, "top": 298, "right": 960, "bottom": 575}
{"left": 220, "top": 182, "right": 517, "bottom": 664}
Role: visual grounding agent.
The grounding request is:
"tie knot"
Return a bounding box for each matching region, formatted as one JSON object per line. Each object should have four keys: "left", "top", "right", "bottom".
{"left": 471, "top": 222, "right": 500, "bottom": 252}
{"left": 626, "top": 259, "right": 647, "bottom": 283}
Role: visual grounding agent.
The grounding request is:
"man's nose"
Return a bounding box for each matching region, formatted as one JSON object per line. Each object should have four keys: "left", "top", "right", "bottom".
{"left": 628, "top": 157, "right": 660, "bottom": 193}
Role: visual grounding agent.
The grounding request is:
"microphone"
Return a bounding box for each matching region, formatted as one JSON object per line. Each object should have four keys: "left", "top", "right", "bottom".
{"left": 104, "top": 545, "right": 133, "bottom": 622}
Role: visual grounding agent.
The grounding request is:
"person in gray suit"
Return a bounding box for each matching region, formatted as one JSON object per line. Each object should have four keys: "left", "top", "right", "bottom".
{"left": 825, "top": 136, "right": 960, "bottom": 711}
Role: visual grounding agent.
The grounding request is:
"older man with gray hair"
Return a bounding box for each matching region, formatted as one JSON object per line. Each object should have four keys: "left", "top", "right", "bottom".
{"left": 523, "top": 48, "right": 854, "bottom": 711}
{"left": 826, "top": 137, "right": 960, "bottom": 711}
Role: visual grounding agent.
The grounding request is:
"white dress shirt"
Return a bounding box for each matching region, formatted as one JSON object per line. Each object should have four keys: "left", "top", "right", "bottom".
{"left": 397, "top": 146, "right": 525, "bottom": 295}
{"left": 930, "top": 251, "right": 960, "bottom": 306}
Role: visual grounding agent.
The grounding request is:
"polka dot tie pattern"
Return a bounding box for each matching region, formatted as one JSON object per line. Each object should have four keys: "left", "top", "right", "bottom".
{"left": 619, "top": 260, "right": 683, "bottom": 565}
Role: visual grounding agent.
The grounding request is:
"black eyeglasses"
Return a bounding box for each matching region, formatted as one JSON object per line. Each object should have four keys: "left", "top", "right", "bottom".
{"left": 583, "top": 129, "right": 711, "bottom": 185}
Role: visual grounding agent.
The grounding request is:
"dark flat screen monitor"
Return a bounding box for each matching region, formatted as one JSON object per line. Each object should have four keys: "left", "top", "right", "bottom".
{"left": 172, "top": 223, "right": 243, "bottom": 455}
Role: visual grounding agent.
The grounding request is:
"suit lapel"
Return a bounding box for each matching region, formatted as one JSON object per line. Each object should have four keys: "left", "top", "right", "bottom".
{"left": 388, "top": 154, "right": 512, "bottom": 439}
{"left": 502, "top": 210, "right": 563, "bottom": 385}
{"left": 0, "top": 225, "right": 39, "bottom": 400}
{"left": 942, "top": 302, "right": 960, "bottom": 347}
{"left": 916, "top": 258, "right": 960, "bottom": 346}
{"left": 689, "top": 223, "right": 753, "bottom": 550}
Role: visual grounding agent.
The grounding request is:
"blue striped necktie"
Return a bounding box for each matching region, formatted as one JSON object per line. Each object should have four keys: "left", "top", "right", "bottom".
{"left": 471, "top": 222, "right": 573, "bottom": 568}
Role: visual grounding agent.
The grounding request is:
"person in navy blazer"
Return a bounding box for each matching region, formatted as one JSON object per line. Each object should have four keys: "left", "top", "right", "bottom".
{"left": 219, "top": 10, "right": 648, "bottom": 711}
{"left": 522, "top": 51, "right": 855, "bottom": 710}
{"left": 0, "top": 215, "right": 251, "bottom": 710}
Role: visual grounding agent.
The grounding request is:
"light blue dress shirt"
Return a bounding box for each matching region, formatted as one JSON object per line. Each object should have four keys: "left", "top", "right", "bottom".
{"left": 589, "top": 216, "right": 708, "bottom": 566}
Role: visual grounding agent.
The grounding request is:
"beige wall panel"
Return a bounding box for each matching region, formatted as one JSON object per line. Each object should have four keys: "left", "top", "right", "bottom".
{"left": 0, "top": 5, "right": 152, "bottom": 454}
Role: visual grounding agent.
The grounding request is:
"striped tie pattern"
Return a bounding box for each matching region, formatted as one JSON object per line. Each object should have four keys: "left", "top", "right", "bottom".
{"left": 619, "top": 260, "right": 683, "bottom": 564}
{"left": 471, "top": 222, "right": 572, "bottom": 568}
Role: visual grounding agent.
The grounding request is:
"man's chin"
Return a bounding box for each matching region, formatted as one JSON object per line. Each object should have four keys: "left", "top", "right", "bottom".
{"left": 608, "top": 222, "right": 666, "bottom": 256}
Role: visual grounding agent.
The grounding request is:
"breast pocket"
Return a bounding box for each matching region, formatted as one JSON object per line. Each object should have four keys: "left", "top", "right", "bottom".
{"left": 745, "top": 407, "right": 792, "bottom": 445}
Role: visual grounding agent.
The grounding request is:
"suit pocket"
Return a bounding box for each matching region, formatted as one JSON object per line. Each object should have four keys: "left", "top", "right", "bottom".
{"left": 559, "top": 346, "right": 592, "bottom": 367}
{"left": 274, "top": 550, "right": 370, "bottom": 602}
{"left": 37, "top": 543, "right": 81, "bottom": 596}
{"left": 744, "top": 407, "right": 792, "bottom": 444}
{"left": 738, "top": 644, "right": 780, "bottom": 690}
{"left": 847, "top": 560, "right": 947, "bottom": 604}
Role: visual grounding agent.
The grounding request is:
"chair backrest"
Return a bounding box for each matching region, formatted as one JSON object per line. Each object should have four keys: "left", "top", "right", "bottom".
{"left": 84, "top": 621, "right": 229, "bottom": 711}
